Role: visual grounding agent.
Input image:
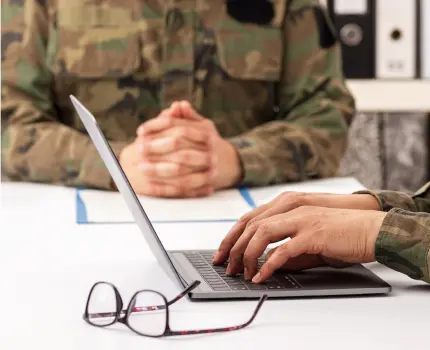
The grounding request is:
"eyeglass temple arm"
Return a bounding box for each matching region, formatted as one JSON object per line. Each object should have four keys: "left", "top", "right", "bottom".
{"left": 87, "top": 281, "right": 201, "bottom": 320}
{"left": 167, "top": 280, "right": 201, "bottom": 306}
{"left": 166, "top": 294, "right": 268, "bottom": 337}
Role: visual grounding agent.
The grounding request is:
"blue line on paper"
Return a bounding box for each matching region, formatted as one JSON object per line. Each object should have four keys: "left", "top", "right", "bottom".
{"left": 239, "top": 187, "right": 256, "bottom": 208}
{"left": 76, "top": 188, "right": 89, "bottom": 224}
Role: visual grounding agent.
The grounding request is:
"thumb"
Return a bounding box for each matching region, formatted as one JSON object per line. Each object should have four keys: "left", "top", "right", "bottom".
{"left": 179, "top": 100, "right": 204, "bottom": 121}
{"left": 267, "top": 247, "right": 325, "bottom": 272}
{"left": 254, "top": 236, "right": 311, "bottom": 283}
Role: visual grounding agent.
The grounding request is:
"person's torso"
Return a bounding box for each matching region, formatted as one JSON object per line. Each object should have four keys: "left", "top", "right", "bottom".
{"left": 46, "top": 0, "right": 290, "bottom": 142}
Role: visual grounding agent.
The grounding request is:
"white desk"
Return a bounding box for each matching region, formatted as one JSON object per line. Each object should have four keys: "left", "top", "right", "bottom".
{"left": 1, "top": 182, "right": 429, "bottom": 350}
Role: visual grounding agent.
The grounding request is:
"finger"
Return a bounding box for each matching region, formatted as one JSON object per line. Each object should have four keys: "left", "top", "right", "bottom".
{"left": 179, "top": 100, "right": 204, "bottom": 121}
{"left": 253, "top": 236, "right": 309, "bottom": 283}
{"left": 139, "top": 181, "right": 182, "bottom": 198}
{"left": 146, "top": 149, "right": 212, "bottom": 170}
{"left": 137, "top": 109, "right": 171, "bottom": 136}
{"left": 157, "top": 171, "right": 211, "bottom": 190}
{"left": 138, "top": 111, "right": 175, "bottom": 135}
{"left": 140, "top": 131, "right": 210, "bottom": 156}
{"left": 139, "top": 162, "right": 193, "bottom": 178}
{"left": 243, "top": 215, "right": 301, "bottom": 281}
{"left": 247, "top": 194, "right": 306, "bottom": 227}
{"left": 265, "top": 247, "right": 325, "bottom": 272}
{"left": 212, "top": 202, "right": 277, "bottom": 265}
{"left": 182, "top": 185, "right": 214, "bottom": 198}
{"left": 226, "top": 220, "right": 265, "bottom": 277}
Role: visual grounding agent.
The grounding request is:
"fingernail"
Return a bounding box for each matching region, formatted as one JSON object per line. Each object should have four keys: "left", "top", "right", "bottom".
{"left": 212, "top": 251, "right": 220, "bottom": 262}
{"left": 244, "top": 268, "right": 250, "bottom": 280}
{"left": 226, "top": 264, "right": 233, "bottom": 275}
{"left": 252, "top": 272, "right": 261, "bottom": 283}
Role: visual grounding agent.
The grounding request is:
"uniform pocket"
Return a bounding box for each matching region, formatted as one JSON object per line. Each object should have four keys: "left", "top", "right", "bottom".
{"left": 47, "top": 1, "right": 142, "bottom": 79}
{"left": 213, "top": 7, "right": 283, "bottom": 82}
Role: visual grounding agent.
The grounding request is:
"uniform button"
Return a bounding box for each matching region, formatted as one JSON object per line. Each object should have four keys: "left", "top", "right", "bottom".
{"left": 166, "top": 8, "right": 185, "bottom": 32}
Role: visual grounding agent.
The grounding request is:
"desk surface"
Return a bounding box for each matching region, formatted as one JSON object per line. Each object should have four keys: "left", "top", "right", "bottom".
{"left": 1, "top": 182, "right": 429, "bottom": 350}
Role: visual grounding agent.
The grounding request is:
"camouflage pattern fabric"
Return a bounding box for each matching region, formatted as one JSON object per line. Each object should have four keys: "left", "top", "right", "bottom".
{"left": 1, "top": 0, "right": 355, "bottom": 190}
{"left": 356, "top": 182, "right": 430, "bottom": 284}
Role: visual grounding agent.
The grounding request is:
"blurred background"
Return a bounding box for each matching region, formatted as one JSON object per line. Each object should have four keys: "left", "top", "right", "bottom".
{"left": 324, "top": 0, "right": 429, "bottom": 192}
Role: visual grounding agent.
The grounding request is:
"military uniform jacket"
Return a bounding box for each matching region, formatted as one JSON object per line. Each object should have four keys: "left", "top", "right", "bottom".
{"left": 358, "top": 182, "right": 430, "bottom": 284}
{"left": 1, "top": 0, "right": 355, "bottom": 189}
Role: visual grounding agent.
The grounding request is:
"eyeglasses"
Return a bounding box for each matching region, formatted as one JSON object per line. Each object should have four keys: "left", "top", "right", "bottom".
{"left": 83, "top": 280, "right": 268, "bottom": 337}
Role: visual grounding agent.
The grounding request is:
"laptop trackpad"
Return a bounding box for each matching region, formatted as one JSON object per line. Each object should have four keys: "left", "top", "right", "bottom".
{"left": 288, "top": 265, "right": 386, "bottom": 289}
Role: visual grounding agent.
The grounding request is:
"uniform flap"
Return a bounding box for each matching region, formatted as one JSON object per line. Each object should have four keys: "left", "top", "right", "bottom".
{"left": 213, "top": 8, "right": 283, "bottom": 82}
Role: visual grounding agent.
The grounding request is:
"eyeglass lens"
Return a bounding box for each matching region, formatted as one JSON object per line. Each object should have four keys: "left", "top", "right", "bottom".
{"left": 127, "top": 291, "right": 167, "bottom": 336}
{"left": 87, "top": 283, "right": 117, "bottom": 326}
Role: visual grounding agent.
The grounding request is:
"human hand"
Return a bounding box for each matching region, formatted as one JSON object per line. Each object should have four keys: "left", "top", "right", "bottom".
{"left": 213, "top": 191, "right": 381, "bottom": 265}
{"left": 213, "top": 206, "right": 387, "bottom": 283}
{"left": 137, "top": 101, "right": 242, "bottom": 192}
{"left": 118, "top": 138, "right": 212, "bottom": 197}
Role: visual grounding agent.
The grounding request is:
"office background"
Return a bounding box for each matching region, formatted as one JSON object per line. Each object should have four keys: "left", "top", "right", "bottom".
{"left": 1, "top": 0, "right": 428, "bottom": 193}
{"left": 325, "top": 0, "right": 429, "bottom": 192}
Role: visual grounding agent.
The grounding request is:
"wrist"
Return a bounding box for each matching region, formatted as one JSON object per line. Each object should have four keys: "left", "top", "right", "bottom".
{"left": 365, "top": 211, "right": 388, "bottom": 261}
{"left": 354, "top": 194, "right": 382, "bottom": 211}
{"left": 215, "top": 140, "right": 242, "bottom": 189}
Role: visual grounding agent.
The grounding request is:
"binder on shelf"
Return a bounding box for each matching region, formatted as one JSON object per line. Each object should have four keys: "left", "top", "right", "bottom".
{"left": 375, "top": 0, "right": 418, "bottom": 79}
{"left": 422, "top": 0, "right": 430, "bottom": 79}
{"left": 327, "top": 0, "right": 375, "bottom": 79}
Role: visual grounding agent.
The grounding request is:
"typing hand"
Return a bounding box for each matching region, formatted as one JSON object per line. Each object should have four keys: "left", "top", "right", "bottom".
{"left": 213, "top": 191, "right": 381, "bottom": 265}
{"left": 136, "top": 101, "right": 242, "bottom": 197}
{"left": 213, "top": 206, "right": 387, "bottom": 283}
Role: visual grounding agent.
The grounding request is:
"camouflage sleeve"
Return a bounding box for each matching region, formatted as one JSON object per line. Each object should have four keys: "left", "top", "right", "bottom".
{"left": 1, "top": 0, "right": 126, "bottom": 190}
{"left": 229, "top": 1, "right": 355, "bottom": 186}
{"left": 354, "top": 182, "right": 430, "bottom": 213}
{"left": 356, "top": 183, "right": 430, "bottom": 283}
{"left": 376, "top": 209, "right": 430, "bottom": 284}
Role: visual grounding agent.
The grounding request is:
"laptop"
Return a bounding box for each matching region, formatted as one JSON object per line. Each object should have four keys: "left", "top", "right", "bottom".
{"left": 70, "top": 95, "right": 391, "bottom": 300}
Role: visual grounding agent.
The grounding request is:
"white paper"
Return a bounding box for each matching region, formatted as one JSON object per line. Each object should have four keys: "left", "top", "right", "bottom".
{"left": 334, "top": 0, "right": 367, "bottom": 14}
{"left": 248, "top": 177, "right": 366, "bottom": 206}
{"left": 79, "top": 188, "right": 252, "bottom": 223}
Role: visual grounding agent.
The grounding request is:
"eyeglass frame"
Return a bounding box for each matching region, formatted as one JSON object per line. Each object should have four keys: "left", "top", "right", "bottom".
{"left": 83, "top": 280, "right": 268, "bottom": 337}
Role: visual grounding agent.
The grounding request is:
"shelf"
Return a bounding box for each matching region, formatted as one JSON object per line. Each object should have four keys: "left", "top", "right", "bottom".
{"left": 346, "top": 80, "right": 430, "bottom": 112}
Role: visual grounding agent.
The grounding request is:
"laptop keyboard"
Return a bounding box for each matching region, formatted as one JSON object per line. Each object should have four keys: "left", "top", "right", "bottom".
{"left": 184, "top": 251, "right": 301, "bottom": 291}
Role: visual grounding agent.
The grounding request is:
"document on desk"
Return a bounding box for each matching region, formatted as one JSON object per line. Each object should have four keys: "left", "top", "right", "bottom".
{"left": 76, "top": 177, "right": 366, "bottom": 224}
{"left": 247, "top": 177, "right": 366, "bottom": 206}
{"left": 76, "top": 188, "right": 253, "bottom": 224}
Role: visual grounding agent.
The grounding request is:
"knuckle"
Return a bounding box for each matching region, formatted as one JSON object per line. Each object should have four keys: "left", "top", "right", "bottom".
{"left": 202, "top": 119, "right": 215, "bottom": 130}
{"left": 281, "top": 192, "right": 307, "bottom": 206}
{"left": 247, "top": 220, "right": 260, "bottom": 233}
{"left": 293, "top": 205, "right": 313, "bottom": 214}
{"left": 229, "top": 246, "right": 241, "bottom": 259}
{"left": 181, "top": 150, "right": 191, "bottom": 163}
{"left": 172, "top": 136, "right": 180, "bottom": 150}
{"left": 257, "top": 223, "right": 270, "bottom": 235}
{"left": 179, "top": 175, "right": 190, "bottom": 189}
{"left": 177, "top": 127, "right": 188, "bottom": 139}
{"left": 176, "top": 163, "right": 185, "bottom": 176}
{"left": 239, "top": 213, "right": 252, "bottom": 225}
{"left": 243, "top": 250, "right": 256, "bottom": 264}
{"left": 171, "top": 163, "right": 180, "bottom": 176}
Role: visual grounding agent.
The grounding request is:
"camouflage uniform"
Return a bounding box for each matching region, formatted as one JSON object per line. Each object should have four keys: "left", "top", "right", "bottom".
{"left": 357, "top": 182, "right": 430, "bottom": 284}
{"left": 1, "top": 0, "right": 355, "bottom": 190}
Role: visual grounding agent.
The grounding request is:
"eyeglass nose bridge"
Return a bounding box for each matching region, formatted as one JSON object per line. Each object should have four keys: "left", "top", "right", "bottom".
{"left": 117, "top": 315, "right": 128, "bottom": 324}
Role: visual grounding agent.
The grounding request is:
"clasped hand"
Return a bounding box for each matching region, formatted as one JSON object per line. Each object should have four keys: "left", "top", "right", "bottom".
{"left": 119, "top": 101, "right": 241, "bottom": 197}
